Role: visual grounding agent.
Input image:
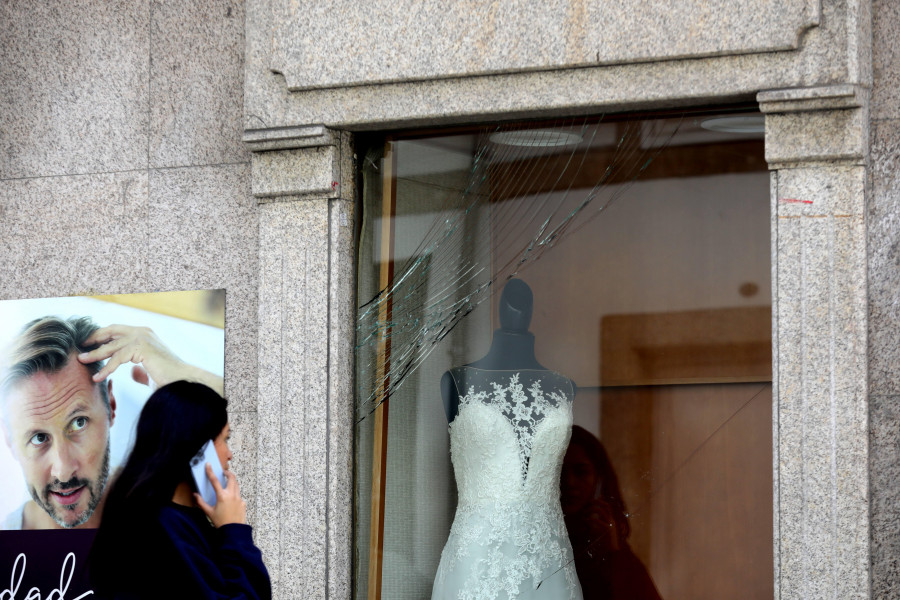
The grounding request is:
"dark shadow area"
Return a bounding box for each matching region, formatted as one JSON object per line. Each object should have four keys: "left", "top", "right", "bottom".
{"left": 562, "top": 426, "right": 663, "bottom": 600}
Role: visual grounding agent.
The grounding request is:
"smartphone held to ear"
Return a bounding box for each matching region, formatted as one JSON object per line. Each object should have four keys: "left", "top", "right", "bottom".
{"left": 190, "top": 439, "right": 227, "bottom": 506}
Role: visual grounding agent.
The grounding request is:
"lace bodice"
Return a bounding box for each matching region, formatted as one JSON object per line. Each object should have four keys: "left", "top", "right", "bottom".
{"left": 432, "top": 367, "right": 582, "bottom": 600}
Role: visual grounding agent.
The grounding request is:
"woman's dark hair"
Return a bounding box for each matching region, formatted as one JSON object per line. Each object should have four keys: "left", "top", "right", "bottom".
{"left": 569, "top": 425, "right": 631, "bottom": 541}
{"left": 89, "top": 381, "right": 227, "bottom": 592}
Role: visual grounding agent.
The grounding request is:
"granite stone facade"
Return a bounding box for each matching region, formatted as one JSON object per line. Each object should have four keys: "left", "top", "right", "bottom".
{"left": 0, "top": 0, "right": 259, "bottom": 519}
{"left": 1, "top": 0, "right": 897, "bottom": 598}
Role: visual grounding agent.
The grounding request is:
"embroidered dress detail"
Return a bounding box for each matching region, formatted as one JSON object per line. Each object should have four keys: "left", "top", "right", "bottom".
{"left": 431, "top": 368, "right": 583, "bottom": 600}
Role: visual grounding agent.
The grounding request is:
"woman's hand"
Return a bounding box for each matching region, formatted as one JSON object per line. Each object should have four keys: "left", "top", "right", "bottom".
{"left": 195, "top": 464, "right": 247, "bottom": 527}
{"left": 582, "top": 498, "right": 620, "bottom": 554}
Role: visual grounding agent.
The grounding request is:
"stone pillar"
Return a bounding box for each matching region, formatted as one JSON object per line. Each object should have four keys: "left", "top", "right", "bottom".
{"left": 759, "top": 85, "right": 870, "bottom": 600}
{"left": 246, "top": 126, "right": 356, "bottom": 600}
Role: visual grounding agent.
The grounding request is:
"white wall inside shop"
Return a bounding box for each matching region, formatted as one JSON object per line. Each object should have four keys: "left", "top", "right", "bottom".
{"left": 517, "top": 171, "right": 771, "bottom": 388}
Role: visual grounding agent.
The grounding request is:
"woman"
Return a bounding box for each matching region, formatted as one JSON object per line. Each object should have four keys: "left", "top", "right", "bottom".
{"left": 561, "top": 426, "right": 662, "bottom": 600}
{"left": 89, "top": 381, "right": 270, "bottom": 599}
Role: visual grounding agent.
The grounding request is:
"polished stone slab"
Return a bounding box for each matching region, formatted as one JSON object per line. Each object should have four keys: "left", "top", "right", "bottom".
{"left": 873, "top": 0, "right": 900, "bottom": 119}
{"left": 269, "top": 0, "right": 819, "bottom": 90}
{"left": 146, "top": 164, "right": 259, "bottom": 412}
{"left": 149, "top": 0, "right": 249, "bottom": 168}
{"left": 0, "top": 2, "right": 150, "bottom": 179}
{"left": 0, "top": 171, "right": 150, "bottom": 299}
{"left": 871, "top": 394, "right": 900, "bottom": 598}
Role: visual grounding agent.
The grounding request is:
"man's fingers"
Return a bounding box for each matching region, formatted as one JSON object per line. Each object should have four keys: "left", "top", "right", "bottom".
{"left": 82, "top": 324, "right": 131, "bottom": 347}
{"left": 82, "top": 327, "right": 113, "bottom": 347}
{"left": 77, "top": 336, "right": 129, "bottom": 364}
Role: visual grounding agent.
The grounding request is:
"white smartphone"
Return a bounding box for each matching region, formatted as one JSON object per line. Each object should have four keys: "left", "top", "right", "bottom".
{"left": 190, "top": 439, "right": 226, "bottom": 507}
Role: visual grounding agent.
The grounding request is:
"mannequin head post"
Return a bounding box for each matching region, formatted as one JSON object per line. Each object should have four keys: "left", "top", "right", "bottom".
{"left": 442, "top": 278, "right": 543, "bottom": 420}
{"left": 498, "top": 279, "right": 533, "bottom": 333}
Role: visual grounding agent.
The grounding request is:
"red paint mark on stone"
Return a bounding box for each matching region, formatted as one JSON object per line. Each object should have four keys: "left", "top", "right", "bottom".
{"left": 780, "top": 198, "right": 813, "bottom": 204}
{"left": 332, "top": 181, "right": 339, "bottom": 190}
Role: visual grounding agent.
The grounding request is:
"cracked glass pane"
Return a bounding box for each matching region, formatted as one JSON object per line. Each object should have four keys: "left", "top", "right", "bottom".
{"left": 355, "top": 110, "right": 773, "bottom": 600}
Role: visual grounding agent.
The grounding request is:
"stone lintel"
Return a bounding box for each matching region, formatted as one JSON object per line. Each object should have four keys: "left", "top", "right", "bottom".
{"left": 270, "top": 0, "right": 821, "bottom": 91}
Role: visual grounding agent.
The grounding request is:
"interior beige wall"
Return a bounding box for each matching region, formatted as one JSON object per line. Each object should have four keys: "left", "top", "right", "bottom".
{"left": 501, "top": 171, "right": 771, "bottom": 388}
{"left": 602, "top": 383, "right": 774, "bottom": 600}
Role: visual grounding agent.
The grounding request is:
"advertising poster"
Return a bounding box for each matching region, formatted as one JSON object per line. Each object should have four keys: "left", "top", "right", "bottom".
{"left": 0, "top": 290, "right": 225, "bottom": 597}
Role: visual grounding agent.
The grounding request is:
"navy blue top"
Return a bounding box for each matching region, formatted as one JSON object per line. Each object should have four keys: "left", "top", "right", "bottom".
{"left": 95, "top": 503, "right": 271, "bottom": 599}
{"left": 155, "top": 503, "right": 271, "bottom": 599}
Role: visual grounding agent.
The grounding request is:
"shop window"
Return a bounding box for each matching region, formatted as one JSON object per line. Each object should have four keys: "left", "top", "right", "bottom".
{"left": 354, "top": 110, "right": 773, "bottom": 600}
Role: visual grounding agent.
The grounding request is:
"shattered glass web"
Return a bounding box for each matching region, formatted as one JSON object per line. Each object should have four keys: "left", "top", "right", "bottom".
{"left": 354, "top": 114, "right": 771, "bottom": 596}
{"left": 355, "top": 117, "right": 672, "bottom": 597}
{"left": 355, "top": 117, "right": 678, "bottom": 420}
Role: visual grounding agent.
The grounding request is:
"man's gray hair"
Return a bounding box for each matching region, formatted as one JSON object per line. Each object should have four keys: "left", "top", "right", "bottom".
{"left": 0, "top": 316, "right": 109, "bottom": 415}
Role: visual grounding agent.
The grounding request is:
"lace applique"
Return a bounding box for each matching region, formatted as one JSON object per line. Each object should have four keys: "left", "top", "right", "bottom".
{"left": 432, "top": 369, "right": 582, "bottom": 600}
{"left": 458, "top": 373, "right": 567, "bottom": 482}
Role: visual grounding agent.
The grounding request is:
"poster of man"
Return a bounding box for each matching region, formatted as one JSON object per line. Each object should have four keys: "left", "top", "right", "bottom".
{"left": 0, "top": 290, "right": 224, "bottom": 540}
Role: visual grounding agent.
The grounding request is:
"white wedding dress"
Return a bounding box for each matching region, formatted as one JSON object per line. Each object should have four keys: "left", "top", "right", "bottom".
{"left": 432, "top": 367, "right": 583, "bottom": 600}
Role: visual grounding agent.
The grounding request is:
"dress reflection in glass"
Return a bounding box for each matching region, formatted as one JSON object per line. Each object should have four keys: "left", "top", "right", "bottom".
{"left": 431, "top": 366, "right": 583, "bottom": 600}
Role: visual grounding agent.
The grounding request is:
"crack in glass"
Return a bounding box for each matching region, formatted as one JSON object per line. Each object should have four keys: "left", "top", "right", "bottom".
{"left": 355, "top": 117, "right": 683, "bottom": 422}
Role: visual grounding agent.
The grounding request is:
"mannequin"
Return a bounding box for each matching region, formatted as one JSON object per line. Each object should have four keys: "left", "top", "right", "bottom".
{"left": 432, "top": 278, "right": 583, "bottom": 600}
{"left": 441, "top": 278, "right": 548, "bottom": 422}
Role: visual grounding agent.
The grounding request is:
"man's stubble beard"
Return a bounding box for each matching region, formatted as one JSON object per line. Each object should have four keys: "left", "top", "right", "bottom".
{"left": 30, "top": 439, "right": 111, "bottom": 528}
